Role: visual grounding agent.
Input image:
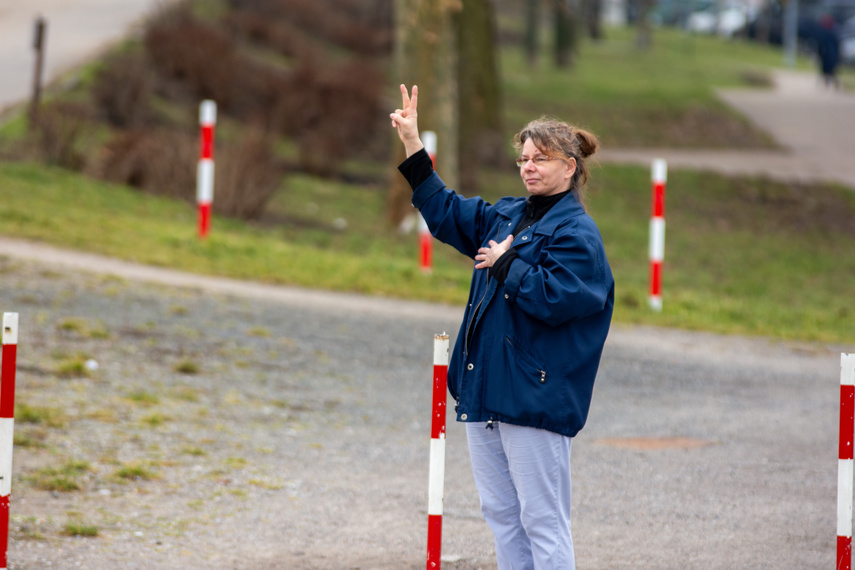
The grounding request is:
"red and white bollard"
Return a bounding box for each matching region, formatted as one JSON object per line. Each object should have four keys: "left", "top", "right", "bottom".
{"left": 196, "top": 100, "right": 217, "bottom": 239}
{"left": 0, "top": 313, "right": 18, "bottom": 570}
{"left": 419, "top": 131, "right": 438, "bottom": 274}
{"left": 839, "top": 353, "right": 855, "bottom": 570}
{"left": 648, "top": 159, "right": 667, "bottom": 311}
{"left": 426, "top": 333, "right": 449, "bottom": 569}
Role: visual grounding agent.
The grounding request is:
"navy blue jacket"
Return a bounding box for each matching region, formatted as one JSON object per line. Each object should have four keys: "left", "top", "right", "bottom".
{"left": 413, "top": 171, "right": 614, "bottom": 437}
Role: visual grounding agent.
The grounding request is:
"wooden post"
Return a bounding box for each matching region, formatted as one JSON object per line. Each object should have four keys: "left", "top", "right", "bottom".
{"left": 29, "top": 17, "right": 47, "bottom": 126}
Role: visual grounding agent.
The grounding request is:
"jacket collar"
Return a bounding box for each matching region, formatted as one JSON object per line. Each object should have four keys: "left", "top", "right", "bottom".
{"left": 494, "top": 191, "right": 586, "bottom": 235}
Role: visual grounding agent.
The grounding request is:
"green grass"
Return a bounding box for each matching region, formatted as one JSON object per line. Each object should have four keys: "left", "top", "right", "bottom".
{"left": 0, "top": 26, "right": 853, "bottom": 344}
{"left": 501, "top": 26, "right": 814, "bottom": 148}
{"left": 61, "top": 520, "right": 99, "bottom": 538}
{"left": 25, "top": 460, "right": 91, "bottom": 493}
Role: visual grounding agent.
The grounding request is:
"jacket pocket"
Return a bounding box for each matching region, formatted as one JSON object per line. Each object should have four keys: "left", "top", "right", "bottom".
{"left": 484, "top": 336, "right": 564, "bottom": 423}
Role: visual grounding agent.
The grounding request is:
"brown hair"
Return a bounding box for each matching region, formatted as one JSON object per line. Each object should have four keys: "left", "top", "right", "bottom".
{"left": 513, "top": 117, "right": 599, "bottom": 208}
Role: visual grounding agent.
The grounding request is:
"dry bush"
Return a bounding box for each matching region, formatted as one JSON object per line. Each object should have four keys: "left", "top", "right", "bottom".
{"left": 91, "top": 51, "right": 155, "bottom": 128}
{"left": 213, "top": 130, "right": 282, "bottom": 219}
{"left": 97, "top": 129, "right": 197, "bottom": 201}
{"left": 222, "top": 11, "right": 318, "bottom": 59}
{"left": 97, "top": 128, "right": 281, "bottom": 220}
{"left": 31, "top": 101, "right": 93, "bottom": 171}
{"left": 226, "top": 0, "right": 392, "bottom": 56}
{"left": 275, "top": 59, "right": 387, "bottom": 174}
{"left": 144, "top": 7, "right": 238, "bottom": 107}
{"left": 139, "top": 0, "right": 389, "bottom": 178}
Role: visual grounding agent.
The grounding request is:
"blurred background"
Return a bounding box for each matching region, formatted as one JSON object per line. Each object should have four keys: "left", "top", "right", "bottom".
{"left": 0, "top": 0, "right": 853, "bottom": 344}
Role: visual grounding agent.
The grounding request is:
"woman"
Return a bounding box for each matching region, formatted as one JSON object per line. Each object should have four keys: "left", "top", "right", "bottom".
{"left": 391, "top": 85, "right": 613, "bottom": 570}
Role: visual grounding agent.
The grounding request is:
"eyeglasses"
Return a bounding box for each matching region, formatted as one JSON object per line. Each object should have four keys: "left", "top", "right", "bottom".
{"left": 515, "top": 155, "right": 559, "bottom": 168}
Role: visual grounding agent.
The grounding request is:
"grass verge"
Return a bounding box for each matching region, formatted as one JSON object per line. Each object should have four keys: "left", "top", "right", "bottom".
{"left": 0, "top": 26, "right": 853, "bottom": 344}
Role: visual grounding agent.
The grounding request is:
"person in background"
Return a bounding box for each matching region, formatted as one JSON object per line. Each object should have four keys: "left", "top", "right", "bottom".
{"left": 390, "top": 84, "right": 614, "bottom": 570}
{"left": 817, "top": 14, "right": 841, "bottom": 89}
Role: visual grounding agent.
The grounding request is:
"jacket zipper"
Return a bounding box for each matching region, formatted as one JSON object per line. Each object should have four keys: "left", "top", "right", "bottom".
{"left": 464, "top": 286, "right": 488, "bottom": 355}
{"left": 465, "top": 223, "right": 508, "bottom": 355}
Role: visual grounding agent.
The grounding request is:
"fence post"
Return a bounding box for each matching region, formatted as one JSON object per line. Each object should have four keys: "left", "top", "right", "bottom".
{"left": 648, "top": 159, "right": 667, "bottom": 311}
{"left": 419, "top": 132, "right": 437, "bottom": 274}
{"left": 0, "top": 313, "right": 19, "bottom": 570}
{"left": 197, "top": 100, "right": 217, "bottom": 239}
{"left": 839, "top": 353, "right": 855, "bottom": 570}
{"left": 28, "top": 17, "right": 47, "bottom": 126}
{"left": 426, "top": 333, "right": 449, "bottom": 569}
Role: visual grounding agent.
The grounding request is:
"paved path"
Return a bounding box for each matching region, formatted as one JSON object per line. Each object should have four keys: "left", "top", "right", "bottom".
{"left": 600, "top": 70, "right": 855, "bottom": 189}
{"left": 0, "top": 238, "right": 850, "bottom": 569}
{"left": 0, "top": 0, "right": 168, "bottom": 116}
{"left": 0, "top": 11, "right": 853, "bottom": 564}
{"left": 2, "top": 2, "right": 853, "bottom": 190}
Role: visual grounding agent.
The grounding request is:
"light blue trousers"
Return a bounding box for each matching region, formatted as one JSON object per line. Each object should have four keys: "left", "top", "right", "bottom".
{"left": 466, "top": 422, "right": 575, "bottom": 570}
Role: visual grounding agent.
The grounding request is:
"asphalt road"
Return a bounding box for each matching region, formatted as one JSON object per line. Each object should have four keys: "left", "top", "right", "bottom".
{"left": 0, "top": 2, "right": 853, "bottom": 567}
{"left": 0, "top": 238, "right": 851, "bottom": 569}
{"left": 0, "top": 0, "right": 170, "bottom": 116}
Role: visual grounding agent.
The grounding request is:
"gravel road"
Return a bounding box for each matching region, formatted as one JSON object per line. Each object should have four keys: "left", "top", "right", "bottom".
{"left": 0, "top": 248, "right": 850, "bottom": 569}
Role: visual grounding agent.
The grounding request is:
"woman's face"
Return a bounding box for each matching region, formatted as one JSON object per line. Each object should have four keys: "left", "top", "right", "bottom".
{"left": 518, "top": 139, "right": 576, "bottom": 197}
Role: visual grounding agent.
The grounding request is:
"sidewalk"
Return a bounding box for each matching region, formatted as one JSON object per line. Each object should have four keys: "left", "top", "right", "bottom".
{"left": 600, "top": 69, "right": 855, "bottom": 189}
{"left": 0, "top": 0, "right": 169, "bottom": 116}
{"left": 1, "top": 4, "right": 852, "bottom": 189}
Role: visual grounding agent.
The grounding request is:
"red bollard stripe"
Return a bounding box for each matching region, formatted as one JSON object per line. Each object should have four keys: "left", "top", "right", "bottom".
{"left": 649, "top": 261, "right": 662, "bottom": 297}
{"left": 839, "top": 534, "right": 852, "bottom": 570}
{"left": 0, "top": 495, "right": 8, "bottom": 570}
{"left": 426, "top": 514, "right": 443, "bottom": 568}
{"left": 431, "top": 364, "right": 447, "bottom": 440}
{"left": 0, "top": 345, "right": 15, "bottom": 420}
{"left": 200, "top": 125, "right": 214, "bottom": 160}
{"left": 420, "top": 231, "right": 433, "bottom": 275}
{"left": 652, "top": 182, "right": 666, "bottom": 218}
{"left": 198, "top": 203, "right": 212, "bottom": 239}
{"left": 841, "top": 384, "right": 854, "bottom": 460}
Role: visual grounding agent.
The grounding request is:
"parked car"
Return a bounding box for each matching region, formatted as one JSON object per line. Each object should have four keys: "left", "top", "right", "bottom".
{"left": 840, "top": 15, "right": 855, "bottom": 62}
{"left": 745, "top": 0, "right": 855, "bottom": 46}
{"left": 686, "top": 1, "right": 754, "bottom": 36}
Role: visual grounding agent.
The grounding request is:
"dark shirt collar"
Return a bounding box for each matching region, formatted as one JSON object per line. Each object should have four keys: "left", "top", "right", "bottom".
{"left": 526, "top": 189, "right": 572, "bottom": 219}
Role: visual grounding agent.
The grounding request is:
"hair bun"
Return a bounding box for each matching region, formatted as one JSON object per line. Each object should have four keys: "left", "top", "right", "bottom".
{"left": 575, "top": 129, "right": 599, "bottom": 158}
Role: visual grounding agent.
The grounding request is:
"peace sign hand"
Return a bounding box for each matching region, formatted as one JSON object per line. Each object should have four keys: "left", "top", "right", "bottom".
{"left": 390, "top": 84, "right": 424, "bottom": 157}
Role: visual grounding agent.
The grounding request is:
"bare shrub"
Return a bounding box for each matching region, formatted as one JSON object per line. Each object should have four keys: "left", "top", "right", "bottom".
{"left": 97, "top": 128, "right": 281, "bottom": 220}
{"left": 214, "top": 130, "right": 282, "bottom": 220}
{"left": 144, "top": 7, "right": 237, "bottom": 107}
{"left": 97, "top": 129, "right": 196, "bottom": 201}
{"left": 226, "top": 0, "right": 392, "bottom": 55}
{"left": 91, "top": 51, "right": 154, "bottom": 128}
{"left": 276, "top": 59, "right": 387, "bottom": 174}
{"left": 32, "top": 101, "right": 93, "bottom": 171}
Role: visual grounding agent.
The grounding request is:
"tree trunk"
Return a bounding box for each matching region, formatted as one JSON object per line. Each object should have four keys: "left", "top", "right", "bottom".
{"left": 456, "top": 0, "right": 504, "bottom": 194}
{"left": 554, "top": 0, "right": 579, "bottom": 68}
{"left": 634, "top": 0, "right": 654, "bottom": 50}
{"left": 583, "top": 0, "right": 603, "bottom": 40}
{"left": 387, "top": 0, "right": 460, "bottom": 228}
{"left": 525, "top": 0, "right": 540, "bottom": 66}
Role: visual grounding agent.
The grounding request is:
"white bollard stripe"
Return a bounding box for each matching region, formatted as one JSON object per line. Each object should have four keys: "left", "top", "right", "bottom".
{"left": 433, "top": 334, "right": 449, "bottom": 366}
{"left": 428, "top": 438, "right": 446, "bottom": 515}
{"left": 1, "top": 315, "right": 16, "bottom": 346}
{"left": 199, "top": 100, "right": 217, "bottom": 126}
{"left": 844, "top": 354, "right": 855, "bottom": 387}
{"left": 196, "top": 160, "right": 215, "bottom": 203}
{"left": 0, "top": 419, "right": 12, "bottom": 497}
{"left": 651, "top": 158, "right": 667, "bottom": 184}
{"left": 649, "top": 218, "right": 665, "bottom": 261}
{"left": 422, "top": 131, "right": 437, "bottom": 158}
